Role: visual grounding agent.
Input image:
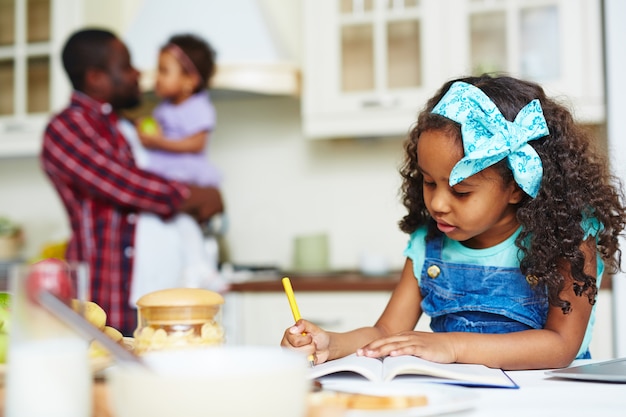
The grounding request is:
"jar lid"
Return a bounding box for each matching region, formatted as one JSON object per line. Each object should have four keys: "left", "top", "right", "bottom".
{"left": 136, "top": 288, "right": 224, "bottom": 308}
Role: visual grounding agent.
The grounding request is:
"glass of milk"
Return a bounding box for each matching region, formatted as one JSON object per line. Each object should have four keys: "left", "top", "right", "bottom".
{"left": 5, "top": 261, "right": 92, "bottom": 417}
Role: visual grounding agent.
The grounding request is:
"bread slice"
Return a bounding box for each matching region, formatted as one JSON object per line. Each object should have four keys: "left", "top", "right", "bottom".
{"left": 309, "top": 391, "right": 428, "bottom": 411}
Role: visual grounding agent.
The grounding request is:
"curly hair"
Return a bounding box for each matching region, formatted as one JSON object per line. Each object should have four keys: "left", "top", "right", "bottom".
{"left": 399, "top": 74, "right": 626, "bottom": 314}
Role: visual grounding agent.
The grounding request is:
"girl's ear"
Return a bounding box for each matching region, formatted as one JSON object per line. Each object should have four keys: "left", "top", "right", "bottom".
{"left": 508, "top": 183, "right": 525, "bottom": 204}
{"left": 183, "top": 73, "right": 201, "bottom": 95}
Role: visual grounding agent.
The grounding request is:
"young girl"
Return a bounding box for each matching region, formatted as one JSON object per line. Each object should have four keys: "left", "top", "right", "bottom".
{"left": 138, "top": 33, "right": 220, "bottom": 187}
{"left": 127, "top": 33, "right": 225, "bottom": 305}
{"left": 281, "top": 74, "right": 626, "bottom": 370}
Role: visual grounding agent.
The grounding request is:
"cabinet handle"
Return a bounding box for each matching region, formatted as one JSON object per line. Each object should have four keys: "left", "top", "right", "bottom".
{"left": 361, "top": 97, "right": 400, "bottom": 108}
{"left": 3, "top": 122, "right": 29, "bottom": 133}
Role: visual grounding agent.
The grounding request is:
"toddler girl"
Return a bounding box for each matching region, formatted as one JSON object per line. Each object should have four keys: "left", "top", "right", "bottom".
{"left": 128, "top": 34, "right": 225, "bottom": 305}
{"left": 281, "top": 74, "right": 626, "bottom": 370}
{"left": 138, "top": 33, "right": 220, "bottom": 186}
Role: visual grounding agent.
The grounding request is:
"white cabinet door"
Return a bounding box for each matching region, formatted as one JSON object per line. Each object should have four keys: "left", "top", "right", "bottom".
{"left": 224, "top": 288, "right": 612, "bottom": 359}
{"left": 302, "top": 0, "right": 605, "bottom": 139}
{"left": 224, "top": 291, "right": 431, "bottom": 346}
{"left": 0, "top": 0, "right": 145, "bottom": 157}
{"left": 0, "top": 0, "right": 82, "bottom": 157}
{"left": 448, "top": 0, "right": 604, "bottom": 123}
{"left": 302, "top": 0, "right": 449, "bottom": 139}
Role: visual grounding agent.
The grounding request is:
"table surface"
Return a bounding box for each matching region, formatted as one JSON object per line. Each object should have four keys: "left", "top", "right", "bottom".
{"left": 449, "top": 361, "right": 626, "bottom": 417}
{"left": 1, "top": 360, "right": 625, "bottom": 417}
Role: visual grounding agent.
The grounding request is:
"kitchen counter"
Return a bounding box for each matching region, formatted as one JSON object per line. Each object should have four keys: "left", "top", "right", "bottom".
{"left": 228, "top": 271, "right": 401, "bottom": 293}
{"left": 227, "top": 269, "right": 613, "bottom": 292}
{"left": 223, "top": 271, "right": 403, "bottom": 346}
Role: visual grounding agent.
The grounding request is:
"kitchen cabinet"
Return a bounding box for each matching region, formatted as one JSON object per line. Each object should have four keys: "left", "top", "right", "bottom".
{"left": 302, "top": 0, "right": 447, "bottom": 139}
{"left": 301, "top": 0, "right": 604, "bottom": 140}
{"left": 221, "top": 273, "right": 404, "bottom": 346}
{"left": 224, "top": 291, "right": 384, "bottom": 346}
{"left": 223, "top": 290, "right": 432, "bottom": 346}
{"left": 0, "top": 0, "right": 83, "bottom": 157}
{"left": 223, "top": 282, "right": 613, "bottom": 359}
{"left": 0, "top": 0, "right": 143, "bottom": 157}
{"left": 446, "top": 0, "right": 604, "bottom": 124}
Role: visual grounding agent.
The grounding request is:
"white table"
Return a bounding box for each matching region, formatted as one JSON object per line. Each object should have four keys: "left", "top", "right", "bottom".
{"left": 317, "top": 360, "right": 626, "bottom": 416}
{"left": 454, "top": 361, "right": 626, "bottom": 416}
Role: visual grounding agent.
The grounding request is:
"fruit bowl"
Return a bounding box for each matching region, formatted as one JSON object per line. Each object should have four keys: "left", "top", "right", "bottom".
{"left": 90, "top": 337, "right": 136, "bottom": 373}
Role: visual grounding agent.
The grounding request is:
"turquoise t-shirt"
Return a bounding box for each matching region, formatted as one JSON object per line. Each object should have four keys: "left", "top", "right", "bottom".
{"left": 404, "top": 223, "right": 604, "bottom": 359}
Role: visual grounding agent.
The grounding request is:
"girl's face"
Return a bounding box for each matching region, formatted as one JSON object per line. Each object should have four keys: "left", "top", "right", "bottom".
{"left": 155, "top": 50, "right": 197, "bottom": 103}
{"left": 417, "top": 129, "right": 523, "bottom": 249}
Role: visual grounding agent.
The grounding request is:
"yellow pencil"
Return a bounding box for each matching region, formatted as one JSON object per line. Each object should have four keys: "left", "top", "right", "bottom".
{"left": 282, "top": 277, "right": 315, "bottom": 367}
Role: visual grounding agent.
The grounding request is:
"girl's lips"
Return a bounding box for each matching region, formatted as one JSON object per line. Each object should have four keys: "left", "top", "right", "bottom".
{"left": 437, "top": 222, "right": 457, "bottom": 234}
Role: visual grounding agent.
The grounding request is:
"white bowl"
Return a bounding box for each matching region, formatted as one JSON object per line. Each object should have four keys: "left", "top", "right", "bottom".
{"left": 106, "top": 346, "right": 310, "bottom": 417}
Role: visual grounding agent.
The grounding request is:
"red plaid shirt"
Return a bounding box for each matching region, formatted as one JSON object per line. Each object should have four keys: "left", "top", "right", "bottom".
{"left": 41, "top": 92, "right": 189, "bottom": 335}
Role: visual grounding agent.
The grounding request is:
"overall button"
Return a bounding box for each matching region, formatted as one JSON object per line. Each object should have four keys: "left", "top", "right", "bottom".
{"left": 427, "top": 265, "right": 440, "bottom": 278}
{"left": 526, "top": 275, "right": 539, "bottom": 286}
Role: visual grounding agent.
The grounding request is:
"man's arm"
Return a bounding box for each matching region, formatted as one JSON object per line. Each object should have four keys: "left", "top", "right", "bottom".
{"left": 42, "top": 111, "right": 222, "bottom": 219}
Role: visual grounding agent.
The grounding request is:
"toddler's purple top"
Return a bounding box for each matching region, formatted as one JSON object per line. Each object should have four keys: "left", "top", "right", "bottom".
{"left": 146, "top": 91, "right": 221, "bottom": 186}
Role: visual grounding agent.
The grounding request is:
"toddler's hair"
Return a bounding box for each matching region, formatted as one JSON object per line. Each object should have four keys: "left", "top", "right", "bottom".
{"left": 164, "top": 33, "right": 216, "bottom": 92}
{"left": 399, "top": 74, "right": 626, "bottom": 314}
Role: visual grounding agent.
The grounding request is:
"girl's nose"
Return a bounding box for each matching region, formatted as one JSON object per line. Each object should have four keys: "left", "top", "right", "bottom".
{"left": 429, "top": 189, "right": 450, "bottom": 214}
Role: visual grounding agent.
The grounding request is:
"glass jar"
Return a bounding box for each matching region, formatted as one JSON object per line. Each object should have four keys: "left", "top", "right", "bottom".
{"left": 133, "top": 288, "right": 224, "bottom": 355}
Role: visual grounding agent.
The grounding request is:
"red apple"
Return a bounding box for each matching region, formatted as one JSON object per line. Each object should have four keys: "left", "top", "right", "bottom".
{"left": 26, "top": 258, "right": 75, "bottom": 304}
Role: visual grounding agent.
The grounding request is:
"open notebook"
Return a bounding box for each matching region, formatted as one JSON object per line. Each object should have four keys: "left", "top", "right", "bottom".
{"left": 546, "top": 357, "right": 626, "bottom": 382}
{"left": 310, "top": 354, "right": 518, "bottom": 388}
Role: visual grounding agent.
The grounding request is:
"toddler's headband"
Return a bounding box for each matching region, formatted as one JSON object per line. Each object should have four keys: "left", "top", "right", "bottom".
{"left": 431, "top": 81, "right": 549, "bottom": 198}
{"left": 162, "top": 43, "right": 201, "bottom": 83}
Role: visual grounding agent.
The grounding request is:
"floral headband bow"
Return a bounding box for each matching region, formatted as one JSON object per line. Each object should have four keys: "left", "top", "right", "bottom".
{"left": 431, "top": 81, "right": 549, "bottom": 198}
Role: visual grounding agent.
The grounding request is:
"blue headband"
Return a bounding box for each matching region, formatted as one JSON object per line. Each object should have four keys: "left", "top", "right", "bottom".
{"left": 431, "top": 81, "right": 549, "bottom": 198}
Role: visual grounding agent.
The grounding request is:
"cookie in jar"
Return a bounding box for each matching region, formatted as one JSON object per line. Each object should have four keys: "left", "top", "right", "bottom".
{"left": 133, "top": 288, "right": 224, "bottom": 354}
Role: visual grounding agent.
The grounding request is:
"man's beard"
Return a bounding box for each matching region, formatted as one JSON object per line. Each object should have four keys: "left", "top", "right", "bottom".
{"left": 109, "top": 71, "right": 141, "bottom": 110}
{"left": 114, "top": 95, "right": 141, "bottom": 110}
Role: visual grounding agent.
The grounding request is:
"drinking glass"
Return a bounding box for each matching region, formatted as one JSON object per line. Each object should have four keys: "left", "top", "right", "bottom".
{"left": 5, "top": 261, "right": 92, "bottom": 417}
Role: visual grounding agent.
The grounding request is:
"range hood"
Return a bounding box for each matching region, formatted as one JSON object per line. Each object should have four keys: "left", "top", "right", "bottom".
{"left": 123, "top": 0, "right": 300, "bottom": 96}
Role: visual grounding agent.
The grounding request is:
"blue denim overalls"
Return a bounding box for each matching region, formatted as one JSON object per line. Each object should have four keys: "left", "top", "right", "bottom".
{"left": 420, "top": 233, "right": 548, "bottom": 334}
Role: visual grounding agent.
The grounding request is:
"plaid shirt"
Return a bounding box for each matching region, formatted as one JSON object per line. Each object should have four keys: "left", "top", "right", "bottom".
{"left": 41, "top": 92, "right": 189, "bottom": 335}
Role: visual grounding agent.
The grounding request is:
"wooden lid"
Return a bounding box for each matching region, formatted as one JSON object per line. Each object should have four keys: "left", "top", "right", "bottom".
{"left": 136, "top": 288, "right": 224, "bottom": 308}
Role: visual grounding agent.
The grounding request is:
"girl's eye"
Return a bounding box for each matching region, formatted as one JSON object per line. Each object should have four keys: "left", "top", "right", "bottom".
{"left": 452, "top": 189, "right": 470, "bottom": 197}
{"left": 423, "top": 180, "right": 435, "bottom": 188}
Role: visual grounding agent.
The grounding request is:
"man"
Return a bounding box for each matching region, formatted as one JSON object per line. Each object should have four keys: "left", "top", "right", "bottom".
{"left": 40, "top": 29, "right": 223, "bottom": 336}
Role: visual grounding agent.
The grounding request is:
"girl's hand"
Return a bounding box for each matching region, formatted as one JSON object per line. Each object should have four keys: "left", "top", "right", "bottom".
{"left": 280, "top": 319, "right": 331, "bottom": 365}
{"left": 356, "top": 331, "right": 458, "bottom": 364}
{"left": 135, "top": 117, "right": 164, "bottom": 149}
{"left": 138, "top": 132, "right": 165, "bottom": 149}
